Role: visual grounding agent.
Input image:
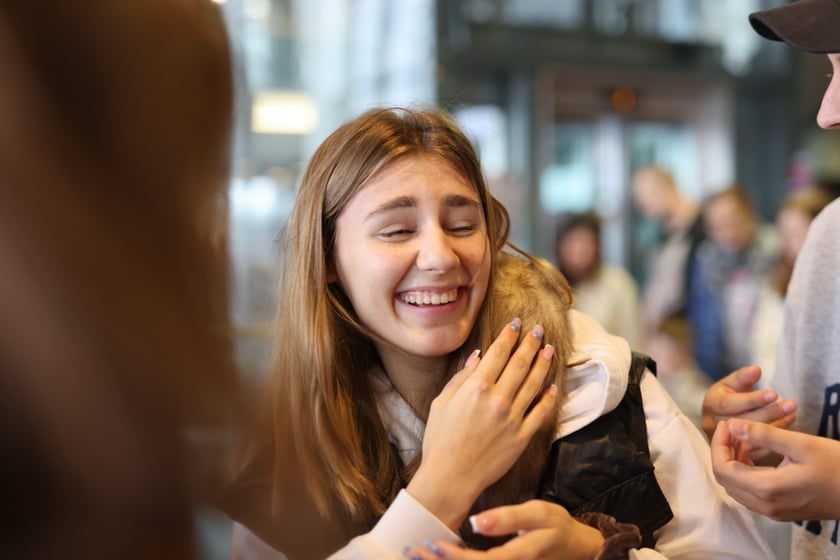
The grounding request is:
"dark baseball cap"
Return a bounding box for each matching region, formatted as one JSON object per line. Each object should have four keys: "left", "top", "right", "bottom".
{"left": 749, "top": 0, "right": 840, "bottom": 53}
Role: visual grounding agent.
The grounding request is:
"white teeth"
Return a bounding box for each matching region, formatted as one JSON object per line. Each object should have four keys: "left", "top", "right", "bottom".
{"left": 401, "top": 289, "right": 458, "bottom": 306}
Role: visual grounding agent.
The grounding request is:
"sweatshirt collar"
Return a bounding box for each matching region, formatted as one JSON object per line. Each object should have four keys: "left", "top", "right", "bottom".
{"left": 558, "top": 310, "right": 631, "bottom": 438}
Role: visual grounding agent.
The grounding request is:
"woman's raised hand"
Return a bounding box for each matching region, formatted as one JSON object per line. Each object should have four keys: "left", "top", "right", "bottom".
{"left": 406, "top": 318, "right": 557, "bottom": 530}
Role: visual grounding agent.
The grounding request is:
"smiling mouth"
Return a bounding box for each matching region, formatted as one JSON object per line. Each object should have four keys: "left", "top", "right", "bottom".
{"left": 399, "top": 288, "right": 459, "bottom": 306}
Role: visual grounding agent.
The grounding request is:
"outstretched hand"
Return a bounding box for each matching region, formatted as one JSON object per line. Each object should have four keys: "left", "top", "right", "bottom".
{"left": 403, "top": 500, "right": 603, "bottom": 560}
{"left": 407, "top": 318, "right": 557, "bottom": 530}
{"left": 702, "top": 365, "right": 797, "bottom": 440}
{"left": 711, "top": 418, "right": 840, "bottom": 521}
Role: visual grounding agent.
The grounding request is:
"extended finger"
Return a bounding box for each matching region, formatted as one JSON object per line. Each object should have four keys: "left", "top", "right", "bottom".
{"left": 725, "top": 365, "right": 764, "bottom": 391}
{"left": 474, "top": 318, "right": 524, "bottom": 384}
{"left": 470, "top": 500, "right": 566, "bottom": 537}
{"left": 742, "top": 400, "right": 798, "bottom": 425}
{"left": 441, "top": 348, "right": 483, "bottom": 394}
{"left": 510, "top": 343, "right": 554, "bottom": 415}
{"left": 727, "top": 419, "right": 807, "bottom": 462}
{"left": 518, "top": 383, "right": 558, "bottom": 437}
{"left": 710, "top": 420, "right": 737, "bottom": 469}
{"left": 768, "top": 411, "right": 797, "bottom": 430}
{"left": 436, "top": 533, "right": 549, "bottom": 560}
{"left": 495, "top": 325, "right": 544, "bottom": 398}
{"left": 712, "top": 388, "right": 779, "bottom": 418}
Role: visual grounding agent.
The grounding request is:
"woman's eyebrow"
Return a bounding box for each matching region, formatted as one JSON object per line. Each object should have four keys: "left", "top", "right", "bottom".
{"left": 364, "top": 196, "right": 415, "bottom": 222}
{"left": 445, "top": 194, "right": 481, "bottom": 209}
{"left": 364, "top": 193, "right": 480, "bottom": 222}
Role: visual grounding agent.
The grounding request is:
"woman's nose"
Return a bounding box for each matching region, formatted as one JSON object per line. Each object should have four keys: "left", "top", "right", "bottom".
{"left": 415, "top": 227, "right": 459, "bottom": 272}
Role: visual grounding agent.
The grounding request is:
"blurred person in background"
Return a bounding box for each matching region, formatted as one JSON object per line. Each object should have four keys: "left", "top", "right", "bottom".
{"left": 631, "top": 165, "right": 704, "bottom": 349}
{"left": 749, "top": 187, "right": 831, "bottom": 389}
{"left": 554, "top": 211, "right": 643, "bottom": 350}
{"left": 704, "top": 2, "right": 840, "bottom": 559}
{"left": 684, "top": 186, "right": 779, "bottom": 382}
{"left": 644, "top": 313, "right": 711, "bottom": 432}
{"left": 0, "top": 1, "right": 239, "bottom": 558}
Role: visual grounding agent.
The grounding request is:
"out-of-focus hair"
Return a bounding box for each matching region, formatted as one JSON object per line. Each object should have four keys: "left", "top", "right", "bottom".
{"left": 634, "top": 165, "right": 676, "bottom": 190}
{"left": 769, "top": 187, "right": 832, "bottom": 295}
{"left": 554, "top": 211, "right": 602, "bottom": 283}
{"left": 655, "top": 312, "right": 694, "bottom": 348}
{"left": 0, "top": 1, "right": 238, "bottom": 558}
{"left": 702, "top": 184, "right": 756, "bottom": 215}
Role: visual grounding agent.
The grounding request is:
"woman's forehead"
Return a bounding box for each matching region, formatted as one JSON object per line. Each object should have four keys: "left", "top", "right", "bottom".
{"left": 355, "top": 154, "right": 478, "bottom": 197}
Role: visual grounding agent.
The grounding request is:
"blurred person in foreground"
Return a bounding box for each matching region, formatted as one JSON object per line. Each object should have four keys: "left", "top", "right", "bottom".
{"left": 704, "top": 1, "right": 840, "bottom": 558}
{"left": 0, "top": 1, "right": 239, "bottom": 558}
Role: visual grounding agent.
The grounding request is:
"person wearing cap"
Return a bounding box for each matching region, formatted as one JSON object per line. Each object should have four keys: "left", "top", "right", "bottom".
{"left": 703, "top": 1, "right": 840, "bottom": 559}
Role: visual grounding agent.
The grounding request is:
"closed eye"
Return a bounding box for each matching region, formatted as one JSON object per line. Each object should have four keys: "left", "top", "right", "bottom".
{"left": 449, "top": 223, "right": 478, "bottom": 235}
{"left": 379, "top": 228, "right": 414, "bottom": 239}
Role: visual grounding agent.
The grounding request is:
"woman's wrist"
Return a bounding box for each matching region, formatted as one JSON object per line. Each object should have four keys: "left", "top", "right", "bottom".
{"left": 406, "top": 467, "right": 479, "bottom": 530}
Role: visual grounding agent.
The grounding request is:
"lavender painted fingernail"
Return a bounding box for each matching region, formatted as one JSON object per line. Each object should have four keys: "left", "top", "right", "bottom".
{"left": 533, "top": 325, "right": 544, "bottom": 340}
{"left": 511, "top": 317, "right": 522, "bottom": 332}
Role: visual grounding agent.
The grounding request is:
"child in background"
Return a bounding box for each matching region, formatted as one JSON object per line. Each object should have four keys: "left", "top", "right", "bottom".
{"left": 646, "top": 314, "right": 711, "bottom": 432}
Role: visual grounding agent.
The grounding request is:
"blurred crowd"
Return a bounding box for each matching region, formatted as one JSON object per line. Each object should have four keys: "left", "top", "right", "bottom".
{"left": 551, "top": 164, "right": 833, "bottom": 431}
